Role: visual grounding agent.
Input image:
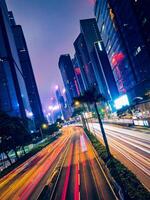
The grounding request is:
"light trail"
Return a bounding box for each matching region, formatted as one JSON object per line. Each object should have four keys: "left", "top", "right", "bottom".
{"left": 89, "top": 123, "right": 150, "bottom": 190}
{"left": 61, "top": 143, "right": 73, "bottom": 200}
{"left": 0, "top": 130, "right": 71, "bottom": 200}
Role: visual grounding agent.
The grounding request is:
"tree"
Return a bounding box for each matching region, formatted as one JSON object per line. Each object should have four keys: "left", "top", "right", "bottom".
{"left": 48, "top": 123, "right": 59, "bottom": 135}
{"left": 10, "top": 117, "right": 32, "bottom": 155}
{"left": 0, "top": 112, "right": 32, "bottom": 165}
{"left": 56, "top": 118, "right": 64, "bottom": 124}
{"left": 0, "top": 112, "right": 14, "bottom": 165}
{"left": 72, "top": 106, "right": 88, "bottom": 129}
{"left": 73, "top": 85, "right": 111, "bottom": 159}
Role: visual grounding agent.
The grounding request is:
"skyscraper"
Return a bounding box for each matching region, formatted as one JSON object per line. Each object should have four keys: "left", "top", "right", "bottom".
{"left": 0, "top": 0, "right": 32, "bottom": 121}
{"left": 55, "top": 85, "right": 69, "bottom": 120}
{"left": 93, "top": 40, "right": 119, "bottom": 100}
{"left": 76, "top": 18, "right": 119, "bottom": 101}
{"left": 131, "top": 0, "right": 150, "bottom": 54}
{"left": 58, "top": 54, "right": 78, "bottom": 106}
{"left": 8, "top": 11, "right": 45, "bottom": 129}
{"left": 95, "top": 0, "right": 150, "bottom": 104}
{"left": 72, "top": 55, "right": 85, "bottom": 95}
{"left": 74, "top": 33, "right": 96, "bottom": 91}
{"left": 55, "top": 86, "right": 64, "bottom": 111}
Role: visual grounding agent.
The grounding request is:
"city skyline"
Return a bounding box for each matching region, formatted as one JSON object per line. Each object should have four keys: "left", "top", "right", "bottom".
{"left": 0, "top": 0, "right": 150, "bottom": 198}
{"left": 6, "top": 0, "right": 95, "bottom": 109}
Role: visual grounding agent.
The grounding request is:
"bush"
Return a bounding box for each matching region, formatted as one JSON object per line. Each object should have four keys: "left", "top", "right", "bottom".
{"left": 85, "top": 130, "right": 150, "bottom": 200}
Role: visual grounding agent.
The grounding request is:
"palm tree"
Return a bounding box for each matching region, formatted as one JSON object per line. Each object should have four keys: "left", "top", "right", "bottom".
{"left": 74, "top": 85, "right": 111, "bottom": 159}
{"left": 72, "top": 105, "right": 88, "bottom": 129}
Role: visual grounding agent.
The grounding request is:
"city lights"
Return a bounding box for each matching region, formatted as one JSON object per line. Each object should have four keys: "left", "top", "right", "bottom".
{"left": 0, "top": 0, "right": 150, "bottom": 198}
{"left": 62, "top": 88, "right": 66, "bottom": 94}
{"left": 42, "top": 123, "right": 48, "bottom": 129}
{"left": 48, "top": 104, "right": 60, "bottom": 111}
{"left": 25, "top": 110, "right": 33, "bottom": 118}
{"left": 114, "top": 94, "right": 129, "bottom": 110}
{"left": 55, "top": 85, "right": 59, "bottom": 90}
{"left": 75, "top": 100, "right": 80, "bottom": 106}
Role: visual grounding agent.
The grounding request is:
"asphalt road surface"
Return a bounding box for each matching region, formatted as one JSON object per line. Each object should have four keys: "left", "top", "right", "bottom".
{"left": 0, "top": 126, "right": 117, "bottom": 200}
{"left": 88, "top": 123, "right": 150, "bottom": 190}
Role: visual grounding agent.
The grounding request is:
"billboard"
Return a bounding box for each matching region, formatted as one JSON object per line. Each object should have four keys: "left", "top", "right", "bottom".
{"left": 114, "top": 94, "right": 129, "bottom": 110}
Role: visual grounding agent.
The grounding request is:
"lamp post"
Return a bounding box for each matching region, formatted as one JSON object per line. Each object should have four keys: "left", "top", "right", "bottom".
{"left": 74, "top": 84, "right": 111, "bottom": 159}
{"left": 94, "top": 101, "right": 111, "bottom": 158}
{"left": 40, "top": 123, "right": 48, "bottom": 140}
{"left": 74, "top": 100, "right": 89, "bottom": 130}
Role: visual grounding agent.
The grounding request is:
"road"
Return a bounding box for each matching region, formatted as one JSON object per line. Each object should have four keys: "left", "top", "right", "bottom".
{"left": 0, "top": 126, "right": 116, "bottom": 200}
{"left": 88, "top": 122, "right": 150, "bottom": 190}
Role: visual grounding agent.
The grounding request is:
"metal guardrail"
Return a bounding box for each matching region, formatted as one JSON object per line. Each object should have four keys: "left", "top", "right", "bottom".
{"left": 103, "top": 118, "right": 150, "bottom": 127}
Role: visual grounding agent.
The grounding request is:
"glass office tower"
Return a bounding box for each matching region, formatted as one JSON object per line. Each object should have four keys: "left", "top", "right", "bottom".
{"left": 0, "top": 0, "right": 32, "bottom": 119}
{"left": 95, "top": 0, "right": 150, "bottom": 103}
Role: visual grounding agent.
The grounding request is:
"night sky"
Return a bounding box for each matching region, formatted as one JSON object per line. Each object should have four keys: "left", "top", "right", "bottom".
{"left": 6, "top": 0, "right": 94, "bottom": 110}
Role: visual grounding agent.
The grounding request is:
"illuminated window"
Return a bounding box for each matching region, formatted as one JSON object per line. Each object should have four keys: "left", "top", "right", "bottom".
{"left": 135, "top": 46, "right": 141, "bottom": 56}
{"left": 102, "top": 24, "right": 105, "bottom": 32}
{"left": 142, "top": 18, "right": 147, "bottom": 25}
{"left": 19, "top": 49, "right": 26, "bottom": 52}
{"left": 97, "top": 41, "right": 103, "bottom": 51}
{"left": 109, "top": 8, "right": 115, "bottom": 21}
{"left": 108, "top": 45, "right": 111, "bottom": 51}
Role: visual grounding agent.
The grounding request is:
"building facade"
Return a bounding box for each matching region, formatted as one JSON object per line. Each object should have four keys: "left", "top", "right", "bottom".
{"left": 9, "top": 12, "right": 45, "bottom": 129}
{"left": 74, "top": 33, "right": 96, "bottom": 91}
{"left": 0, "top": 0, "right": 32, "bottom": 121}
{"left": 72, "top": 55, "right": 85, "bottom": 95}
{"left": 58, "top": 54, "right": 78, "bottom": 106}
{"left": 130, "top": 0, "right": 150, "bottom": 55}
{"left": 95, "top": 0, "right": 150, "bottom": 105}
{"left": 79, "top": 18, "right": 119, "bottom": 101}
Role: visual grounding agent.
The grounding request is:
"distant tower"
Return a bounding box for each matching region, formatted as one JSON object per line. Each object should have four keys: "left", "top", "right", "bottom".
{"left": 58, "top": 54, "right": 78, "bottom": 106}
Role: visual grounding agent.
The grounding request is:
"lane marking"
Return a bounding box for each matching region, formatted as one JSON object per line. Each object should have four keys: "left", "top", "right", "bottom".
{"left": 80, "top": 135, "right": 87, "bottom": 152}
{"left": 78, "top": 173, "right": 80, "bottom": 187}
{"left": 74, "top": 163, "right": 79, "bottom": 200}
{"left": 61, "top": 144, "right": 73, "bottom": 200}
{"left": 49, "top": 137, "right": 72, "bottom": 200}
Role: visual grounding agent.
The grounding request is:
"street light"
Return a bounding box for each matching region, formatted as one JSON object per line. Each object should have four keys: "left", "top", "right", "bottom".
{"left": 40, "top": 123, "right": 48, "bottom": 140}
{"left": 75, "top": 100, "right": 80, "bottom": 107}
{"left": 55, "top": 85, "right": 59, "bottom": 90}
{"left": 42, "top": 123, "right": 48, "bottom": 129}
{"left": 62, "top": 88, "right": 66, "bottom": 94}
{"left": 74, "top": 100, "right": 89, "bottom": 129}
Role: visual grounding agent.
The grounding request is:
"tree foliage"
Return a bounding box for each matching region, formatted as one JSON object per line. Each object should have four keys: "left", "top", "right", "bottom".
{"left": 73, "top": 85, "right": 106, "bottom": 106}
{"left": 0, "top": 112, "right": 32, "bottom": 164}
